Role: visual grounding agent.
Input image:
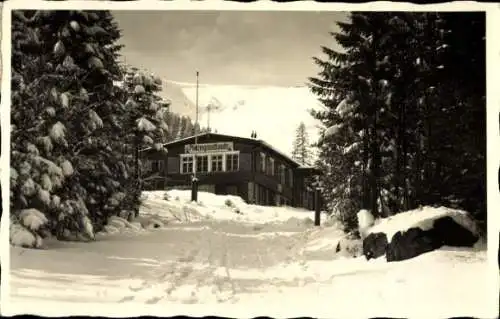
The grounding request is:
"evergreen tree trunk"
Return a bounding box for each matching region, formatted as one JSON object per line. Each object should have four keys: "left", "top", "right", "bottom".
{"left": 362, "top": 124, "right": 370, "bottom": 210}
{"left": 134, "top": 134, "right": 140, "bottom": 218}
{"left": 372, "top": 109, "right": 382, "bottom": 216}
{"left": 402, "top": 104, "right": 409, "bottom": 211}
{"left": 395, "top": 100, "right": 403, "bottom": 213}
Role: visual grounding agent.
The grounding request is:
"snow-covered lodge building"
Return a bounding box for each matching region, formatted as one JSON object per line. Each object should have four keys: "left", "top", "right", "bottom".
{"left": 141, "top": 132, "right": 320, "bottom": 210}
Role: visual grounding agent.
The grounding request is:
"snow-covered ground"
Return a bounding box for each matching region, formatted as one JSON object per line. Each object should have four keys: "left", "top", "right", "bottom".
{"left": 5, "top": 191, "right": 498, "bottom": 318}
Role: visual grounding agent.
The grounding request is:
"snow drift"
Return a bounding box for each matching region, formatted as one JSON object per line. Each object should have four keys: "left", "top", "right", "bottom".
{"left": 139, "top": 190, "right": 327, "bottom": 226}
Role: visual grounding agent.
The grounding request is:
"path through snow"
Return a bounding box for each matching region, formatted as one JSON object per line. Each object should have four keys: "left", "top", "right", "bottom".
{"left": 7, "top": 193, "right": 497, "bottom": 317}
{"left": 10, "top": 220, "right": 320, "bottom": 305}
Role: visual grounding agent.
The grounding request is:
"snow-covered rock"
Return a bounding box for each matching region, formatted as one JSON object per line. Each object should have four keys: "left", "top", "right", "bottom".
{"left": 363, "top": 232, "right": 388, "bottom": 260}
{"left": 367, "top": 206, "right": 479, "bottom": 242}
{"left": 362, "top": 206, "right": 480, "bottom": 262}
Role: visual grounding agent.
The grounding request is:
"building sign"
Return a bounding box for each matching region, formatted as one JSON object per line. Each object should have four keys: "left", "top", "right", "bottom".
{"left": 184, "top": 142, "right": 234, "bottom": 154}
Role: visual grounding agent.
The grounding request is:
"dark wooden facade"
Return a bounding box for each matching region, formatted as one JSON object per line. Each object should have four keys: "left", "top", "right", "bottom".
{"left": 141, "top": 133, "right": 320, "bottom": 210}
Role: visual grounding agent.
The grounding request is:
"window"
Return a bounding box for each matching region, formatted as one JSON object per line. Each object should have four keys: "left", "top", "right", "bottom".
{"left": 259, "top": 186, "right": 267, "bottom": 205}
{"left": 211, "top": 154, "right": 223, "bottom": 172}
{"left": 196, "top": 155, "right": 209, "bottom": 173}
{"left": 151, "top": 160, "right": 164, "bottom": 173}
{"left": 260, "top": 152, "right": 266, "bottom": 172}
{"left": 180, "top": 155, "right": 194, "bottom": 174}
{"left": 267, "top": 158, "right": 274, "bottom": 176}
{"left": 181, "top": 151, "right": 239, "bottom": 174}
{"left": 226, "top": 153, "right": 239, "bottom": 171}
{"left": 280, "top": 164, "right": 286, "bottom": 184}
{"left": 153, "top": 178, "right": 165, "bottom": 190}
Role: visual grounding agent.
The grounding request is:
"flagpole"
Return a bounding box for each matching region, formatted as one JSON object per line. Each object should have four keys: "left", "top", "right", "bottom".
{"left": 194, "top": 70, "right": 199, "bottom": 179}
{"left": 191, "top": 71, "right": 199, "bottom": 201}
{"left": 195, "top": 71, "right": 199, "bottom": 141}
{"left": 207, "top": 103, "right": 211, "bottom": 132}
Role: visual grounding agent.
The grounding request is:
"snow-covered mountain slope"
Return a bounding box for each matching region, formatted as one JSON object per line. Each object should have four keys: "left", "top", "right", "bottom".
{"left": 160, "top": 80, "right": 197, "bottom": 118}
{"left": 164, "top": 80, "right": 324, "bottom": 160}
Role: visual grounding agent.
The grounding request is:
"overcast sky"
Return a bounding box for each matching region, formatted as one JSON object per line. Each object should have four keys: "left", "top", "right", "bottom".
{"left": 113, "top": 10, "right": 348, "bottom": 87}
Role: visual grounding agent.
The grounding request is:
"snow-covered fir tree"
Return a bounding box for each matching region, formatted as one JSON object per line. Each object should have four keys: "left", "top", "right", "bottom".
{"left": 10, "top": 10, "right": 173, "bottom": 248}
{"left": 162, "top": 112, "right": 202, "bottom": 142}
{"left": 291, "top": 122, "right": 312, "bottom": 167}
{"left": 309, "top": 12, "right": 485, "bottom": 232}
{"left": 11, "top": 10, "right": 129, "bottom": 246}
{"left": 119, "top": 65, "right": 170, "bottom": 217}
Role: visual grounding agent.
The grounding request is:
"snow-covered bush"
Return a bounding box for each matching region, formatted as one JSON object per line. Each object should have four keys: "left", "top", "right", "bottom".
{"left": 108, "top": 216, "right": 133, "bottom": 229}
{"left": 224, "top": 199, "right": 234, "bottom": 207}
{"left": 163, "top": 192, "right": 171, "bottom": 201}
{"left": 335, "top": 235, "right": 363, "bottom": 258}
{"left": 10, "top": 209, "right": 49, "bottom": 248}
{"left": 103, "top": 224, "right": 120, "bottom": 235}
{"left": 118, "top": 210, "right": 134, "bottom": 221}
{"left": 98, "top": 214, "right": 166, "bottom": 235}
{"left": 144, "top": 219, "right": 165, "bottom": 230}
{"left": 11, "top": 222, "right": 43, "bottom": 249}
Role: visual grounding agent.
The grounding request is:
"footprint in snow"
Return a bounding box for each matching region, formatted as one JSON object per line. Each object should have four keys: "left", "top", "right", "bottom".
{"left": 118, "top": 295, "right": 135, "bottom": 303}
{"left": 146, "top": 296, "right": 163, "bottom": 304}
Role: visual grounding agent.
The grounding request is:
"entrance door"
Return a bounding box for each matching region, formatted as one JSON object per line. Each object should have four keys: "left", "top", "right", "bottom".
{"left": 226, "top": 185, "right": 238, "bottom": 196}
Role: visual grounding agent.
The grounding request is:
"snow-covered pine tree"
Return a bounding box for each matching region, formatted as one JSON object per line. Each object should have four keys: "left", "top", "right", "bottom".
{"left": 365, "top": 13, "right": 448, "bottom": 215}
{"left": 195, "top": 123, "right": 205, "bottom": 135}
{"left": 309, "top": 13, "right": 390, "bottom": 230}
{"left": 181, "top": 116, "right": 193, "bottom": 138}
{"left": 291, "top": 122, "right": 312, "bottom": 167}
{"left": 165, "top": 112, "right": 179, "bottom": 141}
{"left": 60, "top": 11, "right": 134, "bottom": 234}
{"left": 120, "top": 66, "right": 169, "bottom": 217}
{"left": 175, "top": 116, "right": 185, "bottom": 140}
{"left": 11, "top": 10, "right": 129, "bottom": 245}
{"left": 310, "top": 12, "right": 485, "bottom": 232}
{"left": 434, "top": 13, "right": 486, "bottom": 225}
{"left": 382, "top": 12, "right": 484, "bottom": 227}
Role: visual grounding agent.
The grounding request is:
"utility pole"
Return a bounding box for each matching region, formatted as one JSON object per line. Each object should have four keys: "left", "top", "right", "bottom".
{"left": 207, "top": 103, "right": 211, "bottom": 132}
{"left": 191, "top": 71, "right": 199, "bottom": 202}
{"left": 194, "top": 71, "right": 199, "bottom": 149}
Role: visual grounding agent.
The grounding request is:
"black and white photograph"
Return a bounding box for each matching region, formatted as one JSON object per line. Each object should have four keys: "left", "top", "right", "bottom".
{"left": 2, "top": 1, "right": 498, "bottom": 318}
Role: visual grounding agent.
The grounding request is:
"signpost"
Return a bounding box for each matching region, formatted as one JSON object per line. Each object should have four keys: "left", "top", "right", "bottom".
{"left": 314, "top": 187, "right": 321, "bottom": 226}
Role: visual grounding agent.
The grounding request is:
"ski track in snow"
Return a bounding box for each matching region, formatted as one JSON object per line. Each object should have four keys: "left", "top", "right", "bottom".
{"left": 9, "top": 220, "right": 322, "bottom": 305}
{"left": 8, "top": 218, "right": 495, "bottom": 317}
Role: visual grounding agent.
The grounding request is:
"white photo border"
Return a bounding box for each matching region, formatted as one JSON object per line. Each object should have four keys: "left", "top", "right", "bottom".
{"left": 1, "top": 1, "right": 499, "bottom": 318}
